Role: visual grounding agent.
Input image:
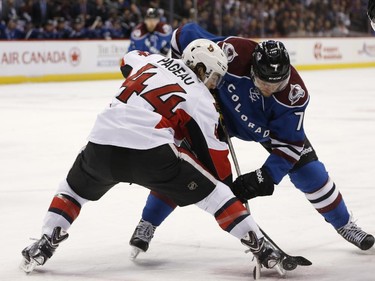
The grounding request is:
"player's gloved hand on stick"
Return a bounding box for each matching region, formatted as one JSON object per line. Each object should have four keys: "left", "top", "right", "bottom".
{"left": 232, "top": 167, "right": 274, "bottom": 202}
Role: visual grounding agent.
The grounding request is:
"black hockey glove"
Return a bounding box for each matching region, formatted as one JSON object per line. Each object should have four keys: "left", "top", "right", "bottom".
{"left": 216, "top": 121, "right": 228, "bottom": 143}
{"left": 231, "top": 167, "right": 274, "bottom": 203}
{"left": 368, "top": 0, "right": 375, "bottom": 22}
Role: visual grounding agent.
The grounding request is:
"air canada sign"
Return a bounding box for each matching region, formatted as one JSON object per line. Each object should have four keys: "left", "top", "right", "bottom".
{"left": 0, "top": 47, "right": 81, "bottom": 66}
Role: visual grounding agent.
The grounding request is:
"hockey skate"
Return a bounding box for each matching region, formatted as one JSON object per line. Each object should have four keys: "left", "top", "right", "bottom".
{"left": 129, "top": 219, "right": 156, "bottom": 259}
{"left": 20, "top": 227, "right": 68, "bottom": 273}
{"left": 337, "top": 216, "right": 374, "bottom": 250}
{"left": 241, "top": 231, "right": 285, "bottom": 279}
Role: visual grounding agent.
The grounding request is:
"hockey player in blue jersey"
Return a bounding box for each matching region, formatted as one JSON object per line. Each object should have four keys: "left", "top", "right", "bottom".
{"left": 128, "top": 8, "right": 172, "bottom": 55}
{"left": 129, "top": 23, "right": 374, "bottom": 258}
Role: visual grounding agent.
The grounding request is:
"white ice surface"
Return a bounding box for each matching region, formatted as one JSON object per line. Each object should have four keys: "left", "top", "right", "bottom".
{"left": 1, "top": 68, "right": 375, "bottom": 281}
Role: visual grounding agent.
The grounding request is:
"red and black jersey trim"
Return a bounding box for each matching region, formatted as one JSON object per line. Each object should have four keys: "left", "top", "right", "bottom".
{"left": 48, "top": 193, "right": 81, "bottom": 224}
{"left": 214, "top": 197, "right": 249, "bottom": 232}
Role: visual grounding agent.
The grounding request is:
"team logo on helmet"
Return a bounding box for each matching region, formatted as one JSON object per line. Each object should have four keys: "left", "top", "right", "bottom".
{"left": 270, "top": 64, "right": 280, "bottom": 71}
{"left": 207, "top": 44, "right": 214, "bottom": 52}
{"left": 221, "top": 42, "right": 238, "bottom": 63}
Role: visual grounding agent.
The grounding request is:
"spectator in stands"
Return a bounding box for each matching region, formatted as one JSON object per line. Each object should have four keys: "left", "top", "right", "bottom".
{"left": 332, "top": 18, "right": 350, "bottom": 37}
{"left": 118, "top": 8, "right": 138, "bottom": 38}
{"left": 24, "top": 20, "right": 40, "bottom": 39}
{"left": 349, "top": 0, "right": 366, "bottom": 32}
{"left": 18, "top": 0, "right": 33, "bottom": 23}
{"left": 31, "top": 0, "right": 53, "bottom": 28}
{"left": 88, "top": 16, "right": 110, "bottom": 39}
{"left": 107, "top": 19, "right": 125, "bottom": 39}
{"left": 55, "top": 17, "right": 71, "bottom": 39}
{"left": 92, "top": 0, "right": 109, "bottom": 23}
{"left": 0, "top": 21, "right": 6, "bottom": 39}
{"left": 1, "top": 0, "right": 22, "bottom": 23}
{"left": 69, "top": 16, "right": 89, "bottom": 39}
{"left": 39, "top": 19, "right": 57, "bottom": 39}
{"left": 0, "top": 0, "right": 371, "bottom": 40}
{"left": 70, "top": 0, "right": 95, "bottom": 27}
{"left": 52, "top": 0, "right": 73, "bottom": 22}
{"left": 1, "top": 17, "right": 24, "bottom": 39}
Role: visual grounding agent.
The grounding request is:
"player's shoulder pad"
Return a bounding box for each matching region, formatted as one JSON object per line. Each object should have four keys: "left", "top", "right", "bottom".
{"left": 218, "top": 37, "right": 257, "bottom": 77}
{"left": 120, "top": 50, "right": 152, "bottom": 77}
{"left": 272, "top": 66, "right": 309, "bottom": 108}
{"left": 131, "top": 23, "right": 148, "bottom": 38}
{"left": 155, "top": 22, "right": 172, "bottom": 35}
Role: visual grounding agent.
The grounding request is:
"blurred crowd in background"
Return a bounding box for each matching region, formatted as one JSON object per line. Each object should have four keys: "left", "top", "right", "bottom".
{"left": 0, "top": 0, "right": 372, "bottom": 40}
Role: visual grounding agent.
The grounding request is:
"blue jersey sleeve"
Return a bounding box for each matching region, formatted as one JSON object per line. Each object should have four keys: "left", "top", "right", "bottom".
{"left": 171, "top": 22, "right": 226, "bottom": 58}
{"left": 263, "top": 105, "right": 308, "bottom": 184}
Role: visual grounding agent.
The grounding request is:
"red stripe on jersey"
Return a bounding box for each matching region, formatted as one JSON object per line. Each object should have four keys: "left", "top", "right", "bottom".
{"left": 269, "top": 133, "right": 305, "bottom": 148}
{"left": 273, "top": 149, "right": 299, "bottom": 164}
{"left": 215, "top": 200, "right": 249, "bottom": 230}
{"left": 209, "top": 148, "right": 231, "bottom": 181}
{"left": 316, "top": 193, "right": 343, "bottom": 214}
{"left": 49, "top": 194, "right": 81, "bottom": 223}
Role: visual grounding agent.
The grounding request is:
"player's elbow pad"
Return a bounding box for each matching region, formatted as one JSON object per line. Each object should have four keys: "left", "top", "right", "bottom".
{"left": 120, "top": 64, "right": 133, "bottom": 78}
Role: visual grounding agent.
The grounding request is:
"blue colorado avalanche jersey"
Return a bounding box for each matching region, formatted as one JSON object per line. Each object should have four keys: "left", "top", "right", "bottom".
{"left": 128, "top": 22, "right": 172, "bottom": 55}
{"left": 171, "top": 23, "right": 310, "bottom": 184}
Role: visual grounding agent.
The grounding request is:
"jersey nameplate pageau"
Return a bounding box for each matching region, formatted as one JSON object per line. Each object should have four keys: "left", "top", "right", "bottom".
{"left": 157, "top": 57, "right": 195, "bottom": 85}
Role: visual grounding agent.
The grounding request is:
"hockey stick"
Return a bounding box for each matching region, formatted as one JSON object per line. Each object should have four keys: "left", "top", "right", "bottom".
{"left": 225, "top": 135, "right": 312, "bottom": 270}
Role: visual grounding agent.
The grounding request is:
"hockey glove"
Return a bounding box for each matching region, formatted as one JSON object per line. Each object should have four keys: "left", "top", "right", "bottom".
{"left": 368, "top": 0, "right": 375, "bottom": 22}
{"left": 232, "top": 167, "right": 274, "bottom": 202}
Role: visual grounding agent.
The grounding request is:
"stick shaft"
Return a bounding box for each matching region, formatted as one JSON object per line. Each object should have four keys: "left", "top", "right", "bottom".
{"left": 226, "top": 135, "right": 251, "bottom": 212}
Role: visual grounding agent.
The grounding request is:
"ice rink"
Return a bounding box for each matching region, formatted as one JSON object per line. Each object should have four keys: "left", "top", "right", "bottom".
{"left": 1, "top": 67, "right": 375, "bottom": 281}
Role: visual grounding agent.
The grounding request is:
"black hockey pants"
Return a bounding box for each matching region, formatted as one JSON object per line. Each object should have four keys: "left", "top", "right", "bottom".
{"left": 66, "top": 142, "right": 217, "bottom": 206}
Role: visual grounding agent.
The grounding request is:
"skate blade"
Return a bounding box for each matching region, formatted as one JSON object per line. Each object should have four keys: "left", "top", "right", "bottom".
{"left": 274, "top": 262, "right": 286, "bottom": 277}
{"left": 253, "top": 261, "right": 286, "bottom": 280}
{"left": 129, "top": 246, "right": 144, "bottom": 260}
{"left": 19, "top": 258, "right": 38, "bottom": 274}
{"left": 253, "top": 261, "right": 261, "bottom": 279}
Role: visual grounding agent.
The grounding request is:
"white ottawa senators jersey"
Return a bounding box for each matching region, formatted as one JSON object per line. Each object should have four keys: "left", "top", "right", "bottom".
{"left": 88, "top": 50, "right": 229, "bottom": 177}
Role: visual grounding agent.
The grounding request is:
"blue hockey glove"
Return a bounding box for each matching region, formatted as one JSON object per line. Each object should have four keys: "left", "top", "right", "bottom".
{"left": 232, "top": 167, "right": 274, "bottom": 202}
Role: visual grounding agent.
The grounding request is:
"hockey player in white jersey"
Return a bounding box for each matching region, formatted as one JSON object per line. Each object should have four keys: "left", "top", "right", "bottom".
{"left": 20, "top": 39, "right": 285, "bottom": 276}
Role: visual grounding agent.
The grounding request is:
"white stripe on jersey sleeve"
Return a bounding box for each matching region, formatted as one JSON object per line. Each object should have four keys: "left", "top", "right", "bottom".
{"left": 270, "top": 138, "right": 304, "bottom": 162}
